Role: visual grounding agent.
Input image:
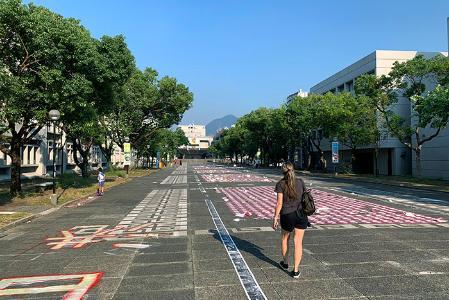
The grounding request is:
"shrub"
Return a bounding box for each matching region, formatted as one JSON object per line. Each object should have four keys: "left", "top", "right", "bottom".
{"left": 58, "top": 173, "right": 92, "bottom": 189}
{"left": 106, "top": 166, "right": 126, "bottom": 178}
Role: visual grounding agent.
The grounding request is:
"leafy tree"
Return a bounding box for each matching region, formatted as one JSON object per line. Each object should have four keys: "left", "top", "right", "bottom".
{"left": 139, "top": 128, "right": 189, "bottom": 166}
{"left": 323, "top": 92, "right": 379, "bottom": 172}
{"left": 286, "top": 94, "right": 329, "bottom": 170}
{"left": 229, "top": 108, "right": 288, "bottom": 165}
{"left": 103, "top": 68, "right": 193, "bottom": 158}
{"left": 0, "top": 0, "right": 102, "bottom": 193}
{"left": 60, "top": 35, "right": 134, "bottom": 178}
{"left": 355, "top": 54, "right": 449, "bottom": 177}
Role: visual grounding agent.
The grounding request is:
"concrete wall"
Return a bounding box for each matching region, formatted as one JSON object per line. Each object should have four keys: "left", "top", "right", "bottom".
{"left": 412, "top": 127, "right": 449, "bottom": 179}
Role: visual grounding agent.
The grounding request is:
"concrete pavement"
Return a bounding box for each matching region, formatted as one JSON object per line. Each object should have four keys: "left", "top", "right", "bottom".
{"left": 0, "top": 163, "right": 449, "bottom": 299}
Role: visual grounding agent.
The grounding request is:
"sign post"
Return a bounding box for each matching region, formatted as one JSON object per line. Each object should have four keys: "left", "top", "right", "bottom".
{"left": 123, "top": 142, "right": 131, "bottom": 175}
{"left": 332, "top": 140, "right": 339, "bottom": 176}
{"left": 156, "top": 151, "right": 161, "bottom": 169}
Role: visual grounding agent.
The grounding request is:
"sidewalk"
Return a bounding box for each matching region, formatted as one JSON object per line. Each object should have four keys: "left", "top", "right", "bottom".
{"left": 298, "top": 170, "right": 449, "bottom": 194}
{"left": 1, "top": 163, "right": 449, "bottom": 299}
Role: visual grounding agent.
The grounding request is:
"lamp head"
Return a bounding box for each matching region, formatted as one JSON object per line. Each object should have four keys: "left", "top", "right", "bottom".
{"left": 49, "top": 110, "right": 60, "bottom": 121}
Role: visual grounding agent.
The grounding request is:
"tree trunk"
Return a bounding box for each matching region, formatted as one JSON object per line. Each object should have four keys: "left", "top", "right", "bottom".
{"left": 415, "top": 146, "right": 422, "bottom": 178}
{"left": 99, "top": 144, "right": 113, "bottom": 167}
{"left": 9, "top": 143, "right": 22, "bottom": 195}
{"left": 74, "top": 151, "right": 89, "bottom": 178}
{"left": 320, "top": 152, "right": 326, "bottom": 171}
{"left": 72, "top": 140, "right": 90, "bottom": 178}
{"left": 374, "top": 147, "right": 379, "bottom": 176}
{"left": 351, "top": 148, "right": 356, "bottom": 173}
{"left": 80, "top": 159, "right": 89, "bottom": 178}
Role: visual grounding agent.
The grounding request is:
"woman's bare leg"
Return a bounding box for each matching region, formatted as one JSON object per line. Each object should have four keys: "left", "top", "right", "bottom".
{"left": 293, "top": 228, "right": 305, "bottom": 272}
{"left": 281, "top": 230, "right": 291, "bottom": 264}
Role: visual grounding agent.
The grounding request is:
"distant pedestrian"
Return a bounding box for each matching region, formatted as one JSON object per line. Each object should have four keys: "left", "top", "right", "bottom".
{"left": 97, "top": 167, "right": 105, "bottom": 196}
{"left": 272, "top": 162, "right": 307, "bottom": 278}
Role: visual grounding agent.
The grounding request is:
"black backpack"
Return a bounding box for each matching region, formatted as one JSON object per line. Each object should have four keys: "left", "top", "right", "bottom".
{"left": 299, "top": 178, "right": 316, "bottom": 216}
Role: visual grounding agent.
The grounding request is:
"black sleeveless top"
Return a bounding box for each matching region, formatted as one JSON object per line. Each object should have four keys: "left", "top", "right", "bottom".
{"left": 274, "top": 178, "right": 304, "bottom": 215}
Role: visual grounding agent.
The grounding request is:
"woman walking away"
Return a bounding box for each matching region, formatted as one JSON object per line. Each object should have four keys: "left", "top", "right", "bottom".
{"left": 272, "top": 162, "right": 308, "bottom": 278}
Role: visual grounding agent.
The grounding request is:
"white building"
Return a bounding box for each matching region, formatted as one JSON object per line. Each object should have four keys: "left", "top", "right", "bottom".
{"left": 178, "top": 124, "right": 213, "bottom": 150}
{"left": 0, "top": 124, "right": 108, "bottom": 181}
{"left": 310, "top": 50, "right": 449, "bottom": 178}
{"left": 286, "top": 89, "right": 308, "bottom": 104}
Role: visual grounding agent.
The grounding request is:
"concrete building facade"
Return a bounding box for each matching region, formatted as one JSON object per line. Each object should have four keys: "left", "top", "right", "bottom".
{"left": 178, "top": 124, "right": 213, "bottom": 150}
{"left": 310, "top": 50, "right": 449, "bottom": 179}
{"left": 0, "top": 124, "right": 107, "bottom": 182}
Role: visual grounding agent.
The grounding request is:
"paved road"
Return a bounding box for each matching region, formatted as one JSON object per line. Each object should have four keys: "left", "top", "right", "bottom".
{"left": 1, "top": 163, "right": 449, "bottom": 299}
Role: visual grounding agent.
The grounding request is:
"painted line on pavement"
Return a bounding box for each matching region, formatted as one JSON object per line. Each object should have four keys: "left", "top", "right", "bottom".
{"left": 205, "top": 198, "right": 267, "bottom": 300}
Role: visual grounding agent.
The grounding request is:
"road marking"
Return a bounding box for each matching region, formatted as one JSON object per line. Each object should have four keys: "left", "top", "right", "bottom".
{"left": 113, "top": 243, "right": 150, "bottom": 249}
{"left": 0, "top": 272, "right": 102, "bottom": 299}
{"left": 161, "top": 175, "right": 187, "bottom": 184}
{"left": 205, "top": 199, "right": 267, "bottom": 300}
{"left": 47, "top": 189, "right": 188, "bottom": 249}
{"left": 191, "top": 223, "right": 449, "bottom": 235}
{"left": 219, "top": 186, "right": 446, "bottom": 224}
{"left": 417, "top": 271, "right": 446, "bottom": 275}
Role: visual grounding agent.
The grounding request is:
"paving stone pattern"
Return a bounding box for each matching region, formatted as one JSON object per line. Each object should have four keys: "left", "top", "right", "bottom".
{"left": 219, "top": 186, "right": 447, "bottom": 224}
{"left": 201, "top": 173, "right": 274, "bottom": 183}
{"left": 160, "top": 175, "right": 188, "bottom": 184}
{"left": 118, "top": 188, "right": 188, "bottom": 234}
{"left": 1, "top": 164, "right": 449, "bottom": 299}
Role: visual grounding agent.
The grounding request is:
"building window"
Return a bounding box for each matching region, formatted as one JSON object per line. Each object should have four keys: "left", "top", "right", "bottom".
{"left": 26, "top": 146, "right": 32, "bottom": 165}
{"left": 33, "top": 146, "right": 38, "bottom": 165}
{"left": 346, "top": 80, "right": 354, "bottom": 92}
{"left": 337, "top": 84, "right": 344, "bottom": 93}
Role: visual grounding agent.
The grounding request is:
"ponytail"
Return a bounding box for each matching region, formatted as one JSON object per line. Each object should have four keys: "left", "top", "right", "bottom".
{"left": 282, "top": 162, "right": 298, "bottom": 200}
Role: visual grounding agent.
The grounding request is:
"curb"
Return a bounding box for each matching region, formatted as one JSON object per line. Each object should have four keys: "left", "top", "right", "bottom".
{"left": 0, "top": 195, "right": 85, "bottom": 233}
{"left": 0, "top": 214, "right": 39, "bottom": 232}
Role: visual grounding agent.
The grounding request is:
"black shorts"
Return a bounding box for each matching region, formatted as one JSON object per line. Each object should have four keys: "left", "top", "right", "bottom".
{"left": 280, "top": 211, "right": 308, "bottom": 232}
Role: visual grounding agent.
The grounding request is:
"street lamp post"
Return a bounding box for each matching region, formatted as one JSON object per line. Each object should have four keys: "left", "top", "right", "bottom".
{"left": 49, "top": 109, "right": 60, "bottom": 205}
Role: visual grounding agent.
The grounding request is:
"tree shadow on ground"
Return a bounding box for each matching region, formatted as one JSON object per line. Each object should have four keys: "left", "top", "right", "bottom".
{"left": 0, "top": 191, "right": 13, "bottom": 206}
{"left": 212, "top": 232, "right": 280, "bottom": 269}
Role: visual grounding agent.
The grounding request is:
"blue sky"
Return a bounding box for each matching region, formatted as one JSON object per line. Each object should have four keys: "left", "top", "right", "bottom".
{"left": 30, "top": 0, "right": 449, "bottom": 124}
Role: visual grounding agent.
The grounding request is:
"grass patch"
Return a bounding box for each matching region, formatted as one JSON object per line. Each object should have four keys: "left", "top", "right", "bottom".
{"left": 0, "top": 212, "right": 31, "bottom": 228}
{"left": 128, "top": 168, "right": 155, "bottom": 177}
{"left": 106, "top": 167, "right": 126, "bottom": 178}
{"left": 58, "top": 173, "right": 95, "bottom": 189}
{"left": 0, "top": 167, "right": 156, "bottom": 209}
{"left": 0, "top": 174, "right": 129, "bottom": 207}
{"left": 56, "top": 176, "right": 128, "bottom": 205}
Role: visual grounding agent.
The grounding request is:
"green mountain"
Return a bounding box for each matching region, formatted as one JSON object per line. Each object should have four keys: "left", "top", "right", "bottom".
{"left": 206, "top": 115, "right": 238, "bottom": 136}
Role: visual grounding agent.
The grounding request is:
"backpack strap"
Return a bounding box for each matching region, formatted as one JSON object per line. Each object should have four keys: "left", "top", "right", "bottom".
{"left": 297, "top": 178, "right": 306, "bottom": 212}
{"left": 299, "top": 178, "right": 305, "bottom": 194}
